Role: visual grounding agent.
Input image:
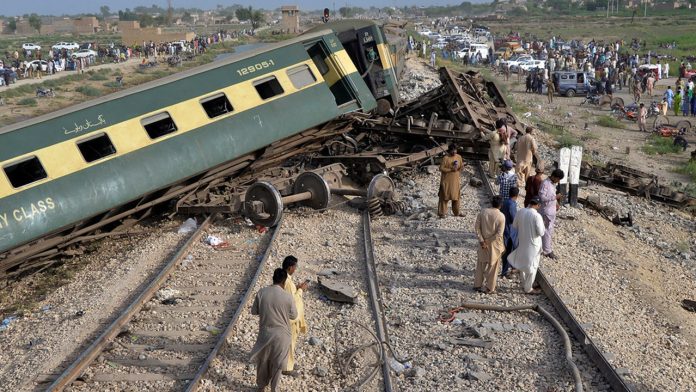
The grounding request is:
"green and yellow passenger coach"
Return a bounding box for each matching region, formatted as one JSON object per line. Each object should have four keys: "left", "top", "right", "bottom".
{"left": 308, "top": 20, "right": 403, "bottom": 114}
{"left": 0, "top": 30, "right": 378, "bottom": 256}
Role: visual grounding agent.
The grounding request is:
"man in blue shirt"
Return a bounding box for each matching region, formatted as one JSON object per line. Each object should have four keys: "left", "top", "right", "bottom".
{"left": 500, "top": 187, "right": 519, "bottom": 278}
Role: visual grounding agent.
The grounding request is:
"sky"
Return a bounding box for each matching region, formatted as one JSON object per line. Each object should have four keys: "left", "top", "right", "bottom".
{"left": 4, "top": 0, "right": 489, "bottom": 17}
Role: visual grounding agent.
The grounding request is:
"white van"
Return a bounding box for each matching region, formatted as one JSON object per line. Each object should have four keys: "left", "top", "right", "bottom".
{"left": 456, "top": 43, "right": 489, "bottom": 60}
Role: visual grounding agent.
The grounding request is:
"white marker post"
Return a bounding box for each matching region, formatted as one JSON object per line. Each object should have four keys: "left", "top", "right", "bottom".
{"left": 558, "top": 147, "right": 570, "bottom": 204}
{"left": 569, "top": 146, "right": 583, "bottom": 207}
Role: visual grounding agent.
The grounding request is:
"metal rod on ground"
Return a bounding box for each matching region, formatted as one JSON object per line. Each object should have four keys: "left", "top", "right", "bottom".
{"left": 361, "top": 212, "right": 394, "bottom": 392}
{"left": 457, "top": 302, "right": 583, "bottom": 392}
{"left": 46, "top": 215, "right": 214, "bottom": 392}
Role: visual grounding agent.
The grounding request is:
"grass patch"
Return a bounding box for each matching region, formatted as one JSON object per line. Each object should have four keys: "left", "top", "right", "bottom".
{"left": 596, "top": 115, "right": 625, "bottom": 129}
{"left": 556, "top": 133, "right": 584, "bottom": 148}
{"left": 17, "top": 97, "right": 37, "bottom": 106}
{"left": 677, "top": 160, "right": 696, "bottom": 180}
{"left": 642, "top": 135, "right": 682, "bottom": 155}
{"left": 75, "top": 86, "right": 101, "bottom": 97}
{"left": 88, "top": 73, "right": 108, "bottom": 81}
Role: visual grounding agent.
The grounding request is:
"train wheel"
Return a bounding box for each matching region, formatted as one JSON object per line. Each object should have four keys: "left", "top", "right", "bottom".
{"left": 610, "top": 97, "right": 624, "bottom": 109}
{"left": 376, "top": 99, "right": 392, "bottom": 116}
{"left": 599, "top": 95, "right": 612, "bottom": 109}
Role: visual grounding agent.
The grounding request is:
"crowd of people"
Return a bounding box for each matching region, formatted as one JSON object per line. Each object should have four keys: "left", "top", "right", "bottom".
{"left": 438, "top": 118, "right": 565, "bottom": 296}
{"left": 0, "top": 30, "right": 239, "bottom": 87}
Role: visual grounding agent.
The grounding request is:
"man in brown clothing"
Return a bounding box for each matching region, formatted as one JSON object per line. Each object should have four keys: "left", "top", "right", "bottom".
{"left": 515, "top": 126, "right": 538, "bottom": 187}
{"left": 546, "top": 78, "right": 555, "bottom": 103}
{"left": 438, "top": 144, "right": 463, "bottom": 218}
{"left": 474, "top": 195, "right": 505, "bottom": 294}
{"left": 524, "top": 166, "right": 545, "bottom": 207}
{"left": 250, "top": 268, "right": 298, "bottom": 392}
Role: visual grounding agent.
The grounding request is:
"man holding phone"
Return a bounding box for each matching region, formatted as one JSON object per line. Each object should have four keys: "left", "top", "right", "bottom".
{"left": 438, "top": 144, "right": 464, "bottom": 218}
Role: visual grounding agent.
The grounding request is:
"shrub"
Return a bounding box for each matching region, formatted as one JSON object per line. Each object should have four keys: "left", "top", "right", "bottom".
{"left": 89, "top": 73, "right": 108, "bottom": 81}
{"left": 596, "top": 115, "right": 625, "bottom": 129}
{"left": 641, "top": 135, "right": 682, "bottom": 155}
{"left": 17, "top": 97, "right": 38, "bottom": 106}
{"left": 75, "top": 86, "right": 101, "bottom": 96}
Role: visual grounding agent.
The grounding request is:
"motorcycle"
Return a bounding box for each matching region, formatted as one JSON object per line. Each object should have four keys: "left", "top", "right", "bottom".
{"left": 36, "top": 88, "right": 55, "bottom": 98}
{"left": 581, "top": 92, "right": 601, "bottom": 105}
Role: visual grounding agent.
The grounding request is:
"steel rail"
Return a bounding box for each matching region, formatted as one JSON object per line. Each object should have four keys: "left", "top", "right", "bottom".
{"left": 473, "top": 160, "right": 632, "bottom": 392}
{"left": 185, "top": 215, "right": 284, "bottom": 392}
{"left": 46, "top": 214, "right": 215, "bottom": 391}
{"left": 361, "top": 211, "right": 394, "bottom": 392}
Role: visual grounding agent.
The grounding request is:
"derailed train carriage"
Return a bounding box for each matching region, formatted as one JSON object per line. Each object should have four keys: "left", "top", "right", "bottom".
{"left": 0, "top": 29, "right": 384, "bottom": 274}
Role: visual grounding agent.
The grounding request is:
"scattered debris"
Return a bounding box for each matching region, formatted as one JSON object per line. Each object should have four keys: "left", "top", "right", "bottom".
{"left": 681, "top": 299, "right": 696, "bottom": 313}
{"left": 177, "top": 218, "right": 198, "bottom": 234}
{"left": 579, "top": 195, "right": 633, "bottom": 226}
{"left": 317, "top": 277, "right": 357, "bottom": 304}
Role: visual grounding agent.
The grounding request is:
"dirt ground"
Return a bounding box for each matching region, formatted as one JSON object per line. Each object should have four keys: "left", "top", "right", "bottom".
{"left": 501, "top": 71, "right": 694, "bottom": 189}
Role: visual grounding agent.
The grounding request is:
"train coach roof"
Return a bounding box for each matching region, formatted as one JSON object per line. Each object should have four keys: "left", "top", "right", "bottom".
{"left": 0, "top": 29, "right": 334, "bottom": 136}
{"left": 305, "top": 19, "right": 380, "bottom": 35}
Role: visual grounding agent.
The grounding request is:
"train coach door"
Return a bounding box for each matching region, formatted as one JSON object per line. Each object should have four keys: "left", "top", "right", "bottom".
{"left": 306, "top": 41, "right": 356, "bottom": 107}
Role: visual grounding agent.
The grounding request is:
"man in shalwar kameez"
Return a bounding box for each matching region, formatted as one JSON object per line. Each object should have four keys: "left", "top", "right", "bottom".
{"left": 438, "top": 144, "right": 463, "bottom": 218}
{"left": 539, "top": 169, "right": 565, "bottom": 259}
{"left": 508, "top": 198, "right": 545, "bottom": 294}
{"left": 281, "top": 256, "right": 308, "bottom": 376}
{"left": 474, "top": 196, "right": 506, "bottom": 294}
{"left": 250, "top": 268, "right": 297, "bottom": 392}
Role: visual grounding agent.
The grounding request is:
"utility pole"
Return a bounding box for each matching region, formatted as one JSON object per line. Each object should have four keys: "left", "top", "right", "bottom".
{"left": 644, "top": 0, "right": 647, "bottom": 17}
{"left": 167, "top": 0, "right": 173, "bottom": 26}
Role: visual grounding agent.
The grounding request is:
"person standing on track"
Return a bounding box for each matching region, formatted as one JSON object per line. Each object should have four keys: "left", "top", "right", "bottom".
{"left": 250, "top": 268, "right": 297, "bottom": 392}
{"left": 281, "top": 256, "right": 308, "bottom": 377}
{"left": 438, "top": 144, "right": 463, "bottom": 218}
{"left": 515, "top": 126, "right": 538, "bottom": 187}
{"left": 539, "top": 169, "right": 564, "bottom": 259}
{"left": 474, "top": 195, "right": 505, "bottom": 294}
{"left": 508, "top": 197, "right": 545, "bottom": 294}
{"left": 500, "top": 187, "right": 519, "bottom": 279}
{"left": 496, "top": 160, "right": 517, "bottom": 200}
{"left": 524, "top": 165, "right": 544, "bottom": 207}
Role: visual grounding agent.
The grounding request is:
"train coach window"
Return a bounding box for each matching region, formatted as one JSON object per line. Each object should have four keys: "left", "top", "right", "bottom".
{"left": 200, "top": 93, "right": 234, "bottom": 118}
{"left": 287, "top": 65, "right": 316, "bottom": 89}
{"left": 307, "top": 43, "right": 330, "bottom": 76}
{"left": 141, "top": 112, "right": 178, "bottom": 139}
{"left": 3, "top": 156, "right": 47, "bottom": 188}
{"left": 253, "top": 76, "right": 284, "bottom": 100}
{"left": 77, "top": 133, "right": 116, "bottom": 163}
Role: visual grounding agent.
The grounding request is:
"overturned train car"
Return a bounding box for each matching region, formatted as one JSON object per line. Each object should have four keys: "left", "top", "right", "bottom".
{"left": 0, "top": 30, "right": 380, "bottom": 273}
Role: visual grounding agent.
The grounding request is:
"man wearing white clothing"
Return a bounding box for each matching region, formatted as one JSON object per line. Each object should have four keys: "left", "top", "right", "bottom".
{"left": 508, "top": 197, "right": 545, "bottom": 294}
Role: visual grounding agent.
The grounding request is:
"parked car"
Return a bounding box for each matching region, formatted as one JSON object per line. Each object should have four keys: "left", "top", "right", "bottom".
{"left": 552, "top": 71, "right": 596, "bottom": 97}
{"left": 72, "top": 49, "right": 97, "bottom": 59}
{"left": 455, "top": 43, "right": 489, "bottom": 60}
{"left": 22, "top": 43, "right": 41, "bottom": 51}
{"left": 518, "top": 59, "right": 546, "bottom": 72}
{"left": 503, "top": 54, "right": 533, "bottom": 70}
{"left": 52, "top": 42, "right": 80, "bottom": 51}
{"left": 27, "top": 60, "right": 48, "bottom": 72}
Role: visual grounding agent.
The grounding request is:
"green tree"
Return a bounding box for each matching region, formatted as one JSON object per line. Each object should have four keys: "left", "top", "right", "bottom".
{"left": 339, "top": 7, "right": 353, "bottom": 18}
{"left": 138, "top": 13, "right": 154, "bottom": 27}
{"left": 182, "top": 11, "right": 194, "bottom": 23}
{"left": 236, "top": 6, "right": 264, "bottom": 32}
{"left": 7, "top": 17, "right": 17, "bottom": 33}
{"left": 100, "top": 5, "right": 110, "bottom": 18}
{"left": 28, "top": 13, "right": 41, "bottom": 33}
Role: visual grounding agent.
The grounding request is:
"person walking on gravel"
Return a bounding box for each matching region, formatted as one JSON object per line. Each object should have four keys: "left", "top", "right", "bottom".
{"left": 438, "top": 144, "right": 463, "bottom": 218}
{"left": 646, "top": 73, "right": 655, "bottom": 97}
{"left": 508, "top": 197, "right": 545, "bottom": 294}
{"left": 500, "top": 187, "right": 519, "bottom": 279}
{"left": 515, "top": 127, "right": 538, "bottom": 187}
{"left": 524, "top": 165, "right": 544, "bottom": 207}
{"left": 539, "top": 169, "right": 564, "bottom": 259}
{"left": 474, "top": 196, "right": 505, "bottom": 294}
{"left": 250, "top": 268, "right": 297, "bottom": 392}
{"left": 496, "top": 160, "right": 517, "bottom": 200}
{"left": 638, "top": 103, "right": 647, "bottom": 132}
{"left": 281, "top": 256, "right": 308, "bottom": 377}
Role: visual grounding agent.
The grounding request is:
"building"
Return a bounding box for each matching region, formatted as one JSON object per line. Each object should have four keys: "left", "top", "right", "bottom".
{"left": 119, "top": 20, "right": 195, "bottom": 46}
{"left": 74, "top": 17, "right": 100, "bottom": 34}
{"left": 280, "top": 5, "right": 300, "bottom": 33}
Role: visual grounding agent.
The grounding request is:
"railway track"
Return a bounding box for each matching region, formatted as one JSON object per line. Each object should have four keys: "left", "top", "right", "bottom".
{"left": 472, "top": 161, "right": 632, "bottom": 392}
{"left": 44, "top": 214, "right": 282, "bottom": 391}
